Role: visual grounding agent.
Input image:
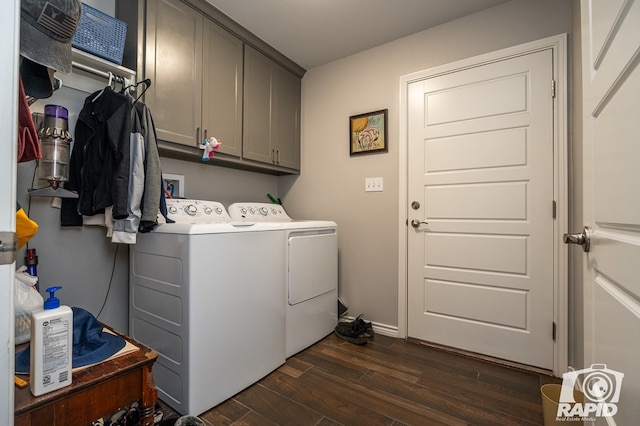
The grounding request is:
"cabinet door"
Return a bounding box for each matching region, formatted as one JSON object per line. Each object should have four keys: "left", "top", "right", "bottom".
{"left": 243, "top": 46, "right": 274, "bottom": 164}
{"left": 202, "top": 18, "right": 243, "bottom": 157}
{"left": 145, "top": 0, "right": 202, "bottom": 147}
{"left": 272, "top": 65, "right": 300, "bottom": 170}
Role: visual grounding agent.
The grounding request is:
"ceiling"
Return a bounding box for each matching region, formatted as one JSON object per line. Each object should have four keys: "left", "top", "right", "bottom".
{"left": 205, "top": 0, "right": 512, "bottom": 69}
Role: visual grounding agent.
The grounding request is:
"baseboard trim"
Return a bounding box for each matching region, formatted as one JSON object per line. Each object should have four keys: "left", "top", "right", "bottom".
{"left": 406, "top": 337, "right": 555, "bottom": 377}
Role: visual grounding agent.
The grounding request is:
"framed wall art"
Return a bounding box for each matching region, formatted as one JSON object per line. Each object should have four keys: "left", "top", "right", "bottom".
{"left": 349, "top": 109, "right": 388, "bottom": 156}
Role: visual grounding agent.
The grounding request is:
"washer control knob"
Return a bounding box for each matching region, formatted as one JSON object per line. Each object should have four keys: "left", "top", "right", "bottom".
{"left": 215, "top": 207, "right": 223, "bottom": 215}
{"left": 168, "top": 205, "right": 178, "bottom": 214}
{"left": 249, "top": 207, "right": 256, "bottom": 214}
{"left": 240, "top": 207, "right": 247, "bottom": 215}
{"left": 271, "top": 208, "right": 278, "bottom": 215}
{"left": 204, "top": 206, "right": 213, "bottom": 215}
{"left": 259, "top": 207, "right": 268, "bottom": 216}
{"left": 185, "top": 204, "right": 197, "bottom": 216}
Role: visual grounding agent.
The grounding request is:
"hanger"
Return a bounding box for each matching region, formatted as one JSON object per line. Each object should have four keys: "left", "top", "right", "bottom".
{"left": 92, "top": 71, "right": 114, "bottom": 102}
{"left": 121, "top": 78, "right": 152, "bottom": 105}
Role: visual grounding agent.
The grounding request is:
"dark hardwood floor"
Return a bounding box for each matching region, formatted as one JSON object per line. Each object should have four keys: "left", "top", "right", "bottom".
{"left": 160, "top": 333, "right": 560, "bottom": 425}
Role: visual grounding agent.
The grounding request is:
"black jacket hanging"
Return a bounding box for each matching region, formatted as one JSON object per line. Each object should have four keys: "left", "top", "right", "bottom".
{"left": 61, "top": 87, "right": 132, "bottom": 225}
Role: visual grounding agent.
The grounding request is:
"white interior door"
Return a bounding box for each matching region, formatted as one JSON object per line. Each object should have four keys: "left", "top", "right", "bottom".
{"left": 1, "top": 1, "right": 20, "bottom": 424}
{"left": 407, "top": 48, "right": 556, "bottom": 369}
{"left": 579, "top": 1, "right": 640, "bottom": 423}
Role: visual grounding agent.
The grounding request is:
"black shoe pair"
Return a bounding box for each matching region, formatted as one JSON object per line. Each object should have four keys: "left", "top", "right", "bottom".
{"left": 334, "top": 314, "right": 374, "bottom": 345}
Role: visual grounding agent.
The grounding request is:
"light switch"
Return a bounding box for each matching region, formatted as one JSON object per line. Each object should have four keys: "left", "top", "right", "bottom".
{"left": 365, "top": 177, "right": 383, "bottom": 192}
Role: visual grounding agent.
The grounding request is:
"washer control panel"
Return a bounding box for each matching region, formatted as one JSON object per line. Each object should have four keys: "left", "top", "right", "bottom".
{"left": 228, "top": 202, "right": 291, "bottom": 222}
{"left": 166, "top": 199, "right": 231, "bottom": 223}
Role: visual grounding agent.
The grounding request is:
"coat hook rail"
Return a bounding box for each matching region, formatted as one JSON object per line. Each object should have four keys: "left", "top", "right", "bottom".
{"left": 71, "top": 61, "right": 130, "bottom": 87}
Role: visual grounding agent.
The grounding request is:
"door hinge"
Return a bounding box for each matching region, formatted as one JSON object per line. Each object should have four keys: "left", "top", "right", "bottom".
{"left": 552, "top": 322, "right": 557, "bottom": 341}
{"left": 551, "top": 80, "right": 556, "bottom": 98}
{"left": 0, "top": 231, "right": 17, "bottom": 265}
{"left": 552, "top": 200, "right": 557, "bottom": 219}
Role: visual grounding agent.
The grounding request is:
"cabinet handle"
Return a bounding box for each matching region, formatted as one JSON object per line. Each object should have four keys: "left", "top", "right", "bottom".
{"left": 204, "top": 129, "right": 208, "bottom": 141}
{"left": 272, "top": 149, "right": 275, "bottom": 164}
{"left": 196, "top": 127, "right": 200, "bottom": 147}
{"left": 276, "top": 150, "right": 280, "bottom": 165}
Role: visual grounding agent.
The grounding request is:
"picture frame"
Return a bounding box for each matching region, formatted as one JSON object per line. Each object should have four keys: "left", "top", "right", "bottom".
{"left": 349, "top": 109, "right": 388, "bottom": 156}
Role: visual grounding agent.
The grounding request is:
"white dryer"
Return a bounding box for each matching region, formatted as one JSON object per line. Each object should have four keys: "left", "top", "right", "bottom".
{"left": 129, "top": 199, "right": 286, "bottom": 415}
{"left": 228, "top": 202, "right": 338, "bottom": 357}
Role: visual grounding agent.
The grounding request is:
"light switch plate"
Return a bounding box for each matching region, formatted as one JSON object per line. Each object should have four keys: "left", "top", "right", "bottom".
{"left": 365, "top": 177, "right": 383, "bottom": 192}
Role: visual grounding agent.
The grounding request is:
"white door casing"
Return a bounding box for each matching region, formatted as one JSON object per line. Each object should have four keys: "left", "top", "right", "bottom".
{"left": 580, "top": 1, "right": 640, "bottom": 423}
{"left": 1, "top": 1, "right": 20, "bottom": 425}
{"left": 399, "top": 35, "right": 568, "bottom": 375}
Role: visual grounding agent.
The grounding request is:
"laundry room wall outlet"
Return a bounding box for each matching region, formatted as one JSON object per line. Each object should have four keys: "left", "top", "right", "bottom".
{"left": 365, "top": 177, "right": 383, "bottom": 192}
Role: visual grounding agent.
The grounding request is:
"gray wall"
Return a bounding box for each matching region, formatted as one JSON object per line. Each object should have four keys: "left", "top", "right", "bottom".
{"left": 280, "top": 0, "right": 580, "bottom": 361}
{"left": 17, "top": 72, "right": 277, "bottom": 333}
{"left": 17, "top": 156, "right": 276, "bottom": 333}
{"left": 16, "top": 0, "right": 279, "bottom": 333}
{"left": 18, "top": 0, "right": 584, "bottom": 367}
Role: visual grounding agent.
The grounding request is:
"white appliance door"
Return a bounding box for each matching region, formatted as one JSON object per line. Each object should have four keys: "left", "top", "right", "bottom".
{"left": 288, "top": 231, "right": 338, "bottom": 305}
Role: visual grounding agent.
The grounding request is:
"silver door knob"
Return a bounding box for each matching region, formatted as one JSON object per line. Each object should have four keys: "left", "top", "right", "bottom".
{"left": 410, "top": 219, "right": 428, "bottom": 228}
{"left": 563, "top": 226, "right": 591, "bottom": 252}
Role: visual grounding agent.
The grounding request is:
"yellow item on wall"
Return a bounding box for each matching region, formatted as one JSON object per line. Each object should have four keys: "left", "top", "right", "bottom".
{"left": 16, "top": 204, "right": 38, "bottom": 249}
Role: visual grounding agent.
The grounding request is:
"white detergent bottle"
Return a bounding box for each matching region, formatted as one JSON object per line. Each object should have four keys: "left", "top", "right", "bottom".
{"left": 30, "top": 286, "right": 73, "bottom": 396}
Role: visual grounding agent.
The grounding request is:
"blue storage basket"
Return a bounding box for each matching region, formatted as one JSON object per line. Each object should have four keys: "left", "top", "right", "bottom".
{"left": 72, "top": 3, "right": 127, "bottom": 65}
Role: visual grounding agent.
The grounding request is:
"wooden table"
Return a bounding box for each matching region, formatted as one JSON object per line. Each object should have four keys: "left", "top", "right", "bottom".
{"left": 14, "top": 327, "right": 158, "bottom": 426}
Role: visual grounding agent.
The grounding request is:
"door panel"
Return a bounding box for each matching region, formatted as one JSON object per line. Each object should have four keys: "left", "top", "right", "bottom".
{"left": 581, "top": 0, "right": 640, "bottom": 423}
{"left": 426, "top": 233, "right": 527, "bottom": 274}
{"left": 144, "top": 0, "right": 202, "bottom": 147}
{"left": 1, "top": 1, "right": 19, "bottom": 421}
{"left": 424, "top": 280, "right": 528, "bottom": 329}
{"left": 426, "top": 182, "right": 528, "bottom": 219}
{"left": 202, "top": 18, "right": 243, "bottom": 157}
{"left": 425, "top": 73, "right": 527, "bottom": 125}
{"left": 273, "top": 65, "right": 301, "bottom": 170}
{"left": 408, "top": 49, "right": 555, "bottom": 369}
{"left": 426, "top": 128, "right": 527, "bottom": 172}
{"left": 243, "top": 46, "right": 274, "bottom": 164}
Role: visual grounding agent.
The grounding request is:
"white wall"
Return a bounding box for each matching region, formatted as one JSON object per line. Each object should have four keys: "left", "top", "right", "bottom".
{"left": 280, "top": 0, "right": 575, "bottom": 334}
{"left": 83, "top": 0, "right": 115, "bottom": 16}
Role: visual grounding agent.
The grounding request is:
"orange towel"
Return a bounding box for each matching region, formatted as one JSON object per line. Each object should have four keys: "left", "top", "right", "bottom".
{"left": 17, "top": 75, "right": 41, "bottom": 163}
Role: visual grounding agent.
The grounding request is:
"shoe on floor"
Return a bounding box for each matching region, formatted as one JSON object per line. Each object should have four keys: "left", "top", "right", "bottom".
{"left": 336, "top": 314, "right": 374, "bottom": 338}
{"left": 334, "top": 314, "right": 373, "bottom": 344}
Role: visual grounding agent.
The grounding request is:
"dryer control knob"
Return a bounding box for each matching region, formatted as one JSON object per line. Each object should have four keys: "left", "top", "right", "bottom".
{"left": 204, "top": 207, "right": 213, "bottom": 215}
{"left": 185, "top": 204, "right": 197, "bottom": 216}
{"left": 215, "top": 207, "right": 223, "bottom": 215}
{"left": 168, "top": 206, "right": 177, "bottom": 214}
{"left": 259, "top": 207, "right": 268, "bottom": 216}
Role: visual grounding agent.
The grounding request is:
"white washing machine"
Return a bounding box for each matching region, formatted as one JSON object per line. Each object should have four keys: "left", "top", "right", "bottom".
{"left": 129, "top": 199, "right": 286, "bottom": 415}
{"left": 228, "top": 202, "right": 338, "bottom": 357}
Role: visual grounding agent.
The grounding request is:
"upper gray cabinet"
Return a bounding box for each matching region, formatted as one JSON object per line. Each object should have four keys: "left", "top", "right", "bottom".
{"left": 143, "top": 0, "right": 243, "bottom": 157}
{"left": 119, "top": 0, "right": 304, "bottom": 173}
{"left": 202, "top": 19, "right": 243, "bottom": 157}
{"left": 243, "top": 46, "right": 300, "bottom": 170}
